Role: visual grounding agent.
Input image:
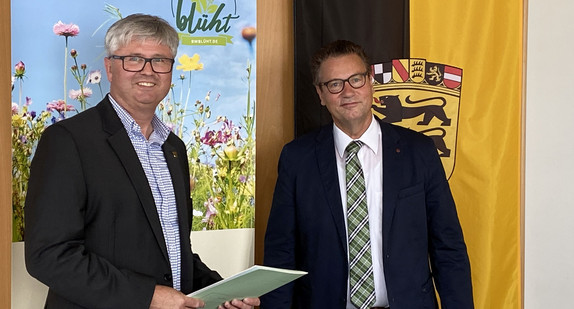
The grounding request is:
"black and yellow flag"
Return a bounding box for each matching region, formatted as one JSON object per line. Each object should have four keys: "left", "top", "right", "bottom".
{"left": 409, "top": 1, "right": 523, "bottom": 308}
{"left": 294, "top": 0, "right": 409, "bottom": 136}
{"left": 295, "top": 1, "right": 523, "bottom": 308}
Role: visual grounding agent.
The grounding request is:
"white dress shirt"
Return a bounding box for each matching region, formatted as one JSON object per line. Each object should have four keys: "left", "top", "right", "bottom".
{"left": 333, "top": 115, "right": 389, "bottom": 308}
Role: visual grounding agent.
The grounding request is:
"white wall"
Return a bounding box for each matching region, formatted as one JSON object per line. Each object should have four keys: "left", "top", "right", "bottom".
{"left": 524, "top": 0, "right": 574, "bottom": 308}
{"left": 190, "top": 228, "right": 255, "bottom": 278}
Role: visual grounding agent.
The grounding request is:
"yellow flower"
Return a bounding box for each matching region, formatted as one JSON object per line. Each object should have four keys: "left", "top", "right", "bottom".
{"left": 12, "top": 114, "right": 25, "bottom": 126}
{"left": 223, "top": 145, "right": 239, "bottom": 161}
{"left": 176, "top": 53, "right": 204, "bottom": 71}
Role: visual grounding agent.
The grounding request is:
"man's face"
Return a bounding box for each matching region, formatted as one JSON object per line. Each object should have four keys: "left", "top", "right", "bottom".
{"left": 104, "top": 39, "right": 173, "bottom": 114}
{"left": 315, "top": 54, "right": 374, "bottom": 137}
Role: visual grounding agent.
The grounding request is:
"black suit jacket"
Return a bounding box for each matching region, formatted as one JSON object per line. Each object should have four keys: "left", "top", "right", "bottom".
{"left": 262, "top": 118, "right": 473, "bottom": 309}
{"left": 25, "top": 97, "right": 221, "bottom": 308}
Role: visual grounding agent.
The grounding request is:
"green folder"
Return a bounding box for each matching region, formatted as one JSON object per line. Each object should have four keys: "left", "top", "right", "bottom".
{"left": 188, "top": 265, "right": 307, "bottom": 308}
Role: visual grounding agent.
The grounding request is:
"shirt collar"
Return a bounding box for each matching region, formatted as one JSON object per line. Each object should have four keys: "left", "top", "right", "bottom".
{"left": 108, "top": 94, "right": 170, "bottom": 144}
{"left": 334, "top": 115, "right": 381, "bottom": 159}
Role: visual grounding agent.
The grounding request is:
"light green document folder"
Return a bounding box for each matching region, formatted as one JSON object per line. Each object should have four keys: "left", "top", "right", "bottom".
{"left": 188, "top": 265, "right": 307, "bottom": 308}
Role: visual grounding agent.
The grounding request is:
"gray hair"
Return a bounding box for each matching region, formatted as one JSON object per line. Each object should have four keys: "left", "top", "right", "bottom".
{"left": 105, "top": 14, "right": 179, "bottom": 57}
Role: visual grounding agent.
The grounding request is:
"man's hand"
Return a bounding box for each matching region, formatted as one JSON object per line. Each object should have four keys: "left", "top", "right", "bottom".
{"left": 150, "top": 285, "right": 205, "bottom": 309}
{"left": 217, "top": 297, "right": 260, "bottom": 309}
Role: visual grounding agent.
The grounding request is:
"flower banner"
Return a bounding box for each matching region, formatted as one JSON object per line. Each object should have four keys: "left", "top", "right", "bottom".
{"left": 10, "top": 0, "right": 257, "bottom": 241}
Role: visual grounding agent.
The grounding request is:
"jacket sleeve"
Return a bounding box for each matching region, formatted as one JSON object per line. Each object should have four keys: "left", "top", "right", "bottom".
{"left": 422, "top": 136, "right": 474, "bottom": 308}
{"left": 260, "top": 146, "right": 297, "bottom": 309}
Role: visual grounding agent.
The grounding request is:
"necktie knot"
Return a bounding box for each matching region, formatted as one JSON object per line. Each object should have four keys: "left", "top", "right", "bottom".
{"left": 346, "top": 140, "right": 364, "bottom": 156}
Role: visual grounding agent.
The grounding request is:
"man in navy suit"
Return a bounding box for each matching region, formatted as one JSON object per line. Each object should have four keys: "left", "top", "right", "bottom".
{"left": 25, "top": 14, "right": 259, "bottom": 309}
{"left": 262, "top": 40, "right": 473, "bottom": 309}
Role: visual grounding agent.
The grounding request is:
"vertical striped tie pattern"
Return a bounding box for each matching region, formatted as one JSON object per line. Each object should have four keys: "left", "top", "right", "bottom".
{"left": 346, "top": 140, "right": 376, "bottom": 309}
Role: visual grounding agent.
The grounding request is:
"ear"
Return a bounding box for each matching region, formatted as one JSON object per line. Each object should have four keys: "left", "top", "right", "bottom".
{"left": 104, "top": 57, "right": 113, "bottom": 82}
{"left": 315, "top": 85, "right": 326, "bottom": 106}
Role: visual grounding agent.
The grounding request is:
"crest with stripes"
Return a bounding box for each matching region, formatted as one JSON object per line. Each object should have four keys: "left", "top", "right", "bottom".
{"left": 371, "top": 59, "right": 462, "bottom": 179}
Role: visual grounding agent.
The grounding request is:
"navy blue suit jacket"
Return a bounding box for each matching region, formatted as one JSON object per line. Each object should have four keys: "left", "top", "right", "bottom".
{"left": 262, "top": 117, "right": 473, "bottom": 309}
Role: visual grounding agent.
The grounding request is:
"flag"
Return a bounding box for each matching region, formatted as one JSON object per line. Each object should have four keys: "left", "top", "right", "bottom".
{"left": 409, "top": 1, "right": 523, "bottom": 308}
{"left": 295, "top": 1, "right": 523, "bottom": 308}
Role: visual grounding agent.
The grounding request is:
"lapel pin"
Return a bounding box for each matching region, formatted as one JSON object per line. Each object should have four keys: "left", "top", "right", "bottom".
{"left": 172, "top": 151, "right": 178, "bottom": 158}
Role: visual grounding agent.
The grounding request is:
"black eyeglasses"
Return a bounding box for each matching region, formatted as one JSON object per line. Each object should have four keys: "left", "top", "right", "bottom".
{"left": 109, "top": 55, "right": 175, "bottom": 73}
{"left": 319, "top": 72, "right": 369, "bottom": 94}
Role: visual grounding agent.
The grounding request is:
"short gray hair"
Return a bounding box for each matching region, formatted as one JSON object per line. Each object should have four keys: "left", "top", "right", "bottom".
{"left": 105, "top": 14, "right": 179, "bottom": 57}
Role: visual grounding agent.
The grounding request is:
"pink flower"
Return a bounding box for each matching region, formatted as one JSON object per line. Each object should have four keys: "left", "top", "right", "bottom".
{"left": 46, "top": 99, "right": 76, "bottom": 113}
{"left": 68, "top": 89, "right": 81, "bottom": 100}
{"left": 14, "top": 61, "right": 25, "bottom": 78}
{"left": 11, "top": 103, "right": 18, "bottom": 115}
{"left": 68, "top": 88, "right": 92, "bottom": 100}
{"left": 202, "top": 197, "right": 219, "bottom": 225}
{"left": 167, "top": 122, "right": 176, "bottom": 131}
{"left": 200, "top": 120, "right": 242, "bottom": 147}
{"left": 53, "top": 21, "right": 80, "bottom": 37}
{"left": 201, "top": 131, "right": 217, "bottom": 146}
{"left": 219, "top": 120, "right": 240, "bottom": 142}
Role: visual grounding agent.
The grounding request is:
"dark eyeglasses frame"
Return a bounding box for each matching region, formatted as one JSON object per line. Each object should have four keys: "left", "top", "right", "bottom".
{"left": 319, "top": 71, "right": 370, "bottom": 94}
{"left": 109, "top": 55, "right": 175, "bottom": 74}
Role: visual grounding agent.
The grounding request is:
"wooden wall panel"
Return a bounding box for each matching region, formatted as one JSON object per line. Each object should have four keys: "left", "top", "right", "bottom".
{"left": 1, "top": 0, "right": 12, "bottom": 306}
{"left": 254, "top": 0, "right": 294, "bottom": 264}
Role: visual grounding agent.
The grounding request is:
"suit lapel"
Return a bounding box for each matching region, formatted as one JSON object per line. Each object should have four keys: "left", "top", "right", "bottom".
{"left": 379, "top": 119, "right": 402, "bottom": 252}
{"left": 315, "top": 125, "right": 348, "bottom": 251}
{"left": 162, "top": 136, "right": 191, "bottom": 243}
{"left": 163, "top": 136, "right": 195, "bottom": 291}
{"left": 98, "top": 99, "right": 170, "bottom": 262}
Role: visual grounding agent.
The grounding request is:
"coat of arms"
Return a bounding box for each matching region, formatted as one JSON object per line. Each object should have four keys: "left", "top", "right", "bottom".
{"left": 371, "top": 59, "right": 462, "bottom": 179}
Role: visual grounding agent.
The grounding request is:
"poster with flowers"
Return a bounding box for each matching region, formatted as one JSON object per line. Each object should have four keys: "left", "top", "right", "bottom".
{"left": 10, "top": 0, "right": 256, "bottom": 241}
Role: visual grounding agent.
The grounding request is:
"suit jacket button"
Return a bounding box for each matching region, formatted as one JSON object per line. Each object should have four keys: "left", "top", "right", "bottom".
{"left": 164, "top": 274, "right": 172, "bottom": 281}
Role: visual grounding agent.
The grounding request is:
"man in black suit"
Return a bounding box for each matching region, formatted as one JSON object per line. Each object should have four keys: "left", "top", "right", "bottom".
{"left": 262, "top": 40, "right": 473, "bottom": 308}
{"left": 25, "top": 14, "right": 259, "bottom": 309}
